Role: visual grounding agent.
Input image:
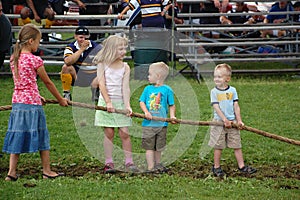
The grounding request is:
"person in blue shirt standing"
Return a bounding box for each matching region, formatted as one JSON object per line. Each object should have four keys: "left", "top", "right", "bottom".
{"left": 139, "top": 62, "right": 176, "bottom": 173}
{"left": 209, "top": 63, "right": 257, "bottom": 177}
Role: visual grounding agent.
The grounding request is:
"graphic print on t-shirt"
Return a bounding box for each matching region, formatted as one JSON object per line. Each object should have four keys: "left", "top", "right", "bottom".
{"left": 149, "top": 92, "right": 161, "bottom": 111}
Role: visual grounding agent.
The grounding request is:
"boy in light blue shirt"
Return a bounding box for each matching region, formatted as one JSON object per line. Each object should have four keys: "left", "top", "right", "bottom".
{"left": 209, "top": 63, "right": 257, "bottom": 177}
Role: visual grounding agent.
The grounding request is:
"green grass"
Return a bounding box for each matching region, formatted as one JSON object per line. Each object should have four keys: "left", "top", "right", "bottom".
{"left": 0, "top": 75, "right": 299, "bottom": 200}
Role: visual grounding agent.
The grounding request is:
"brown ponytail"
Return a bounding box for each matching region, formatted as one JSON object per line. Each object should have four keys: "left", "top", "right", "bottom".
{"left": 12, "top": 24, "right": 41, "bottom": 78}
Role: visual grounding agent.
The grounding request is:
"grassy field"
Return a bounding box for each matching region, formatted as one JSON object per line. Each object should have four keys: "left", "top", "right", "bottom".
{"left": 0, "top": 73, "right": 299, "bottom": 199}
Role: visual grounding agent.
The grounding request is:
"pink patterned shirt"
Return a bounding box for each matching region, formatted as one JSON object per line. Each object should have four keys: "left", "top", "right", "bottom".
{"left": 11, "top": 53, "right": 44, "bottom": 105}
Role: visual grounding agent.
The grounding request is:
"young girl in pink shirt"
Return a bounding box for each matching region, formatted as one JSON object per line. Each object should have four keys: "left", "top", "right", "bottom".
{"left": 2, "top": 24, "right": 68, "bottom": 181}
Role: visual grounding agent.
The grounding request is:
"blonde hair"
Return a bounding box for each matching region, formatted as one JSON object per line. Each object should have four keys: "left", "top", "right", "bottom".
{"left": 149, "top": 62, "right": 169, "bottom": 81}
{"left": 13, "top": 24, "right": 41, "bottom": 78}
{"left": 214, "top": 63, "right": 232, "bottom": 77}
{"left": 93, "top": 35, "right": 128, "bottom": 65}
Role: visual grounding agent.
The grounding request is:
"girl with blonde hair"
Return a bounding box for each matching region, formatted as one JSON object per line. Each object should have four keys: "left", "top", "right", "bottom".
{"left": 94, "top": 35, "right": 138, "bottom": 173}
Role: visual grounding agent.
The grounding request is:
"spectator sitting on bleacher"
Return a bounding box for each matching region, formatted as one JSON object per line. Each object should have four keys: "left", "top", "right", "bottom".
{"left": 245, "top": 11, "right": 266, "bottom": 25}
{"left": 220, "top": 2, "right": 259, "bottom": 25}
{"left": 220, "top": 2, "right": 262, "bottom": 37}
{"left": 293, "top": 1, "right": 300, "bottom": 22}
{"left": 20, "top": 0, "right": 56, "bottom": 24}
{"left": 48, "top": 0, "right": 66, "bottom": 15}
{"left": 178, "top": 2, "right": 201, "bottom": 38}
{"left": 61, "top": 26, "right": 101, "bottom": 101}
{"left": 78, "top": 0, "right": 110, "bottom": 40}
{"left": 48, "top": 0, "right": 86, "bottom": 16}
{"left": 164, "top": 0, "right": 183, "bottom": 30}
{"left": 118, "top": 0, "right": 171, "bottom": 28}
{"left": 260, "top": 1, "right": 294, "bottom": 38}
{"left": 292, "top": 1, "right": 300, "bottom": 34}
{"left": 180, "top": 2, "right": 201, "bottom": 26}
{"left": 199, "top": 0, "right": 229, "bottom": 39}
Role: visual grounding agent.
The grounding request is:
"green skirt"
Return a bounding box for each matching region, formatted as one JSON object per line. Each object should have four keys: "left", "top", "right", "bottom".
{"left": 94, "top": 98, "right": 132, "bottom": 127}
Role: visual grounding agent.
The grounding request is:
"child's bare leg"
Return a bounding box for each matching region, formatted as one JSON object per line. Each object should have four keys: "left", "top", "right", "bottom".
{"left": 5, "top": 154, "right": 19, "bottom": 180}
{"left": 214, "top": 149, "right": 222, "bottom": 168}
{"left": 146, "top": 150, "right": 155, "bottom": 170}
{"left": 234, "top": 148, "right": 245, "bottom": 169}
{"left": 40, "top": 150, "right": 58, "bottom": 176}
{"left": 154, "top": 151, "right": 162, "bottom": 165}
{"left": 119, "top": 127, "right": 133, "bottom": 165}
{"left": 103, "top": 127, "right": 115, "bottom": 164}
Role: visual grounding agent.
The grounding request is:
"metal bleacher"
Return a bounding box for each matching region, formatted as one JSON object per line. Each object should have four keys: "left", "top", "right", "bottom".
{"left": 3, "top": 1, "right": 128, "bottom": 68}
{"left": 173, "top": 0, "right": 300, "bottom": 80}
{"left": 2, "top": 0, "right": 300, "bottom": 79}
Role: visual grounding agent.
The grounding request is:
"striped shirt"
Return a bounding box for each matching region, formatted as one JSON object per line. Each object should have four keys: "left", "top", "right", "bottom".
{"left": 128, "top": 0, "right": 170, "bottom": 27}
{"left": 64, "top": 40, "right": 100, "bottom": 72}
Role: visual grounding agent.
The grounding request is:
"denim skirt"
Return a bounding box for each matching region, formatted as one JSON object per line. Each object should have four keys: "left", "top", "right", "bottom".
{"left": 2, "top": 103, "right": 50, "bottom": 154}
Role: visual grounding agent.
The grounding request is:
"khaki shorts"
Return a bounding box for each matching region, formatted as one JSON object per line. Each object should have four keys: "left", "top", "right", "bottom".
{"left": 141, "top": 127, "right": 167, "bottom": 151}
{"left": 208, "top": 122, "right": 242, "bottom": 149}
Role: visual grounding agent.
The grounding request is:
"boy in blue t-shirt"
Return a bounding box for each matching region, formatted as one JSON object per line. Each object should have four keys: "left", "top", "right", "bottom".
{"left": 209, "top": 63, "right": 257, "bottom": 177}
{"left": 139, "top": 62, "right": 176, "bottom": 173}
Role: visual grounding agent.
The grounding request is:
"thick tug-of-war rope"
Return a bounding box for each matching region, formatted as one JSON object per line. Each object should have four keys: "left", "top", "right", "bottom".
{"left": 1, "top": 99, "right": 299, "bottom": 146}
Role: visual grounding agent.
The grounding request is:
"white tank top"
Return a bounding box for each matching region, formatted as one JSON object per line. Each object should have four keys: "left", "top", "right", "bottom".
{"left": 102, "top": 64, "right": 125, "bottom": 100}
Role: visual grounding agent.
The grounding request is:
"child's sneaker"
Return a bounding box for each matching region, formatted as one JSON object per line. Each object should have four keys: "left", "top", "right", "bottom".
{"left": 212, "top": 166, "right": 225, "bottom": 177}
{"left": 125, "top": 163, "right": 139, "bottom": 173}
{"left": 63, "top": 91, "right": 72, "bottom": 101}
{"left": 154, "top": 163, "right": 169, "bottom": 173}
{"left": 103, "top": 163, "right": 116, "bottom": 174}
{"left": 238, "top": 165, "right": 257, "bottom": 174}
